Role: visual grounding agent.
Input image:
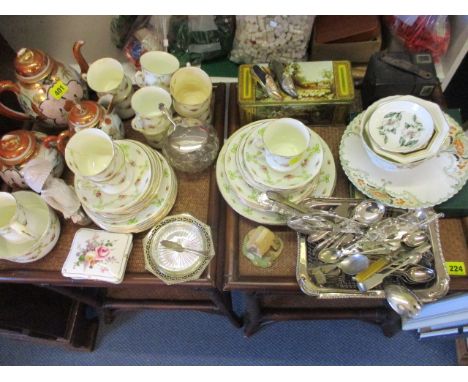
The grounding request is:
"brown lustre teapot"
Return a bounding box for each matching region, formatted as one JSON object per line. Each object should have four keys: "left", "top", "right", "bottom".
{"left": 0, "top": 46, "right": 88, "bottom": 129}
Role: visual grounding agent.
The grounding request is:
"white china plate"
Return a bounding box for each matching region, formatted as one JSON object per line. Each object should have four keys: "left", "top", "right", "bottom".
{"left": 217, "top": 120, "right": 336, "bottom": 225}
{"left": 0, "top": 191, "right": 60, "bottom": 262}
{"left": 75, "top": 140, "right": 154, "bottom": 214}
{"left": 242, "top": 122, "right": 323, "bottom": 190}
{"left": 340, "top": 112, "right": 468, "bottom": 209}
{"left": 83, "top": 151, "right": 177, "bottom": 233}
{"left": 367, "top": 100, "right": 434, "bottom": 154}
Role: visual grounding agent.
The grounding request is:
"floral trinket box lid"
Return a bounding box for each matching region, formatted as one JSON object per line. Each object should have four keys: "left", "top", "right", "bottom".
{"left": 62, "top": 228, "right": 133, "bottom": 284}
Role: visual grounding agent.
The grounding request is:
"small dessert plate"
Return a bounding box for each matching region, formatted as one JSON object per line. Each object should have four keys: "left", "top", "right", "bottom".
{"left": 367, "top": 100, "right": 434, "bottom": 154}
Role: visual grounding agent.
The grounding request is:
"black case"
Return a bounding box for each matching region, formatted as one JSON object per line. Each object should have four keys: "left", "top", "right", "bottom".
{"left": 361, "top": 51, "right": 439, "bottom": 108}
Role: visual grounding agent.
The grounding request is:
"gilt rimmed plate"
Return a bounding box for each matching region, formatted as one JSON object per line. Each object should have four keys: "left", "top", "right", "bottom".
{"left": 75, "top": 140, "right": 154, "bottom": 214}
{"left": 217, "top": 120, "right": 336, "bottom": 225}
{"left": 340, "top": 112, "right": 468, "bottom": 209}
{"left": 83, "top": 152, "right": 177, "bottom": 233}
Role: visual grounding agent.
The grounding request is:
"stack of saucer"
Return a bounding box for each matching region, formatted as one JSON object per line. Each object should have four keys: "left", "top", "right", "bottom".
{"left": 66, "top": 129, "right": 177, "bottom": 234}
{"left": 216, "top": 118, "right": 336, "bottom": 225}
{"left": 62, "top": 228, "right": 132, "bottom": 284}
{"left": 360, "top": 95, "right": 450, "bottom": 171}
{"left": 340, "top": 95, "right": 468, "bottom": 208}
{"left": 0, "top": 191, "right": 60, "bottom": 263}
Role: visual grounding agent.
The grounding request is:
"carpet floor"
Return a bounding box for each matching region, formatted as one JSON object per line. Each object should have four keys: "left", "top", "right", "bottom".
{"left": 0, "top": 305, "right": 457, "bottom": 365}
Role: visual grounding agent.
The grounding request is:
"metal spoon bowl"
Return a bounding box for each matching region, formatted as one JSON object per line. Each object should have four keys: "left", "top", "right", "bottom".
{"left": 352, "top": 200, "right": 386, "bottom": 225}
{"left": 384, "top": 284, "right": 423, "bottom": 318}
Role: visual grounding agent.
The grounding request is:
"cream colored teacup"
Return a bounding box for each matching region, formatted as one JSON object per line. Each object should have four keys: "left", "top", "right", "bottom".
{"left": 65, "top": 129, "right": 133, "bottom": 194}
{"left": 131, "top": 86, "right": 173, "bottom": 146}
{"left": 262, "top": 118, "right": 310, "bottom": 172}
{"left": 0, "top": 192, "right": 36, "bottom": 244}
{"left": 170, "top": 66, "right": 212, "bottom": 118}
{"left": 135, "top": 51, "right": 180, "bottom": 90}
{"left": 84, "top": 58, "right": 135, "bottom": 119}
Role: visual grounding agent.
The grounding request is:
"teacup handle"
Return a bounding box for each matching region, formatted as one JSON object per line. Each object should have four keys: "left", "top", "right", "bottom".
{"left": 134, "top": 71, "right": 146, "bottom": 88}
{"left": 5, "top": 221, "right": 36, "bottom": 242}
{"left": 131, "top": 116, "right": 145, "bottom": 132}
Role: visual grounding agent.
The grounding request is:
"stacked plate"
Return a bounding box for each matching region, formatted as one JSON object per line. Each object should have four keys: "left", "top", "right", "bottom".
{"left": 75, "top": 140, "right": 177, "bottom": 233}
{"left": 340, "top": 95, "right": 468, "bottom": 208}
{"left": 62, "top": 228, "right": 133, "bottom": 284}
{"left": 0, "top": 191, "right": 60, "bottom": 263}
{"left": 216, "top": 119, "right": 336, "bottom": 225}
{"left": 360, "top": 95, "right": 450, "bottom": 171}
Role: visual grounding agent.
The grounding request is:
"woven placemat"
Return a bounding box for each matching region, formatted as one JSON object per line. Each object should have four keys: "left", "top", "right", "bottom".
{"left": 237, "top": 126, "right": 468, "bottom": 279}
{"left": 0, "top": 96, "right": 218, "bottom": 278}
{"left": 238, "top": 124, "right": 348, "bottom": 277}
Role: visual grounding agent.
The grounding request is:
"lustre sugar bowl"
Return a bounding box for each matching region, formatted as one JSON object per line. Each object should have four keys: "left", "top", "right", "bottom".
{"left": 45, "top": 100, "right": 124, "bottom": 154}
{"left": 0, "top": 130, "right": 64, "bottom": 188}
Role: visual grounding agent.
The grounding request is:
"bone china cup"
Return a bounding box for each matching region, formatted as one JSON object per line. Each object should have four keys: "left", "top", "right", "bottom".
{"left": 131, "top": 86, "right": 172, "bottom": 134}
{"left": 170, "top": 66, "right": 212, "bottom": 118}
{"left": 262, "top": 118, "right": 310, "bottom": 172}
{"left": 135, "top": 51, "right": 180, "bottom": 89}
{"left": 0, "top": 192, "right": 35, "bottom": 244}
{"left": 65, "top": 128, "right": 114, "bottom": 178}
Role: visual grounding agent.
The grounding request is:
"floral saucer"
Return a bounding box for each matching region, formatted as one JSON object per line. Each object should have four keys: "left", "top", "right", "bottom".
{"left": 340, "top": 112, "right": 468, "bottom": 208}
{"left": 242, "top": 123, "right": 323, "bottom": 190}
{"left": 217, "top": 120, "right": 336, "bottom": 225}
{"left": 367, "top": 100, "right": 434, "bottom": 154}
{"left": 61, "top": 228, "right": 133, "bottom": 284}
{"left": 83, "top": 151, "right": 177, "bottom": 233}
{"left": 75, "top": 140, "right": 154, "bottom": 214}
{"left": 0, "top": 191, "right": 60, "bottom": 263}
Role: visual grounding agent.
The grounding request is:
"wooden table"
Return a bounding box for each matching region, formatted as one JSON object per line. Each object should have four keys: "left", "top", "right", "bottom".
{"left": 223, "top": 85, "right": 468, "bottom": 337}
{"left": 0, "top": 84, "right": 241, "bottom": 349}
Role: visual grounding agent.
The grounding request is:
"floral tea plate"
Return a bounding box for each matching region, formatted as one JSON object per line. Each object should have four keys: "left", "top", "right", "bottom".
{"left": 217, "top": 120, "right": 336, "bottom": 225}
{"left": 143, "top": 214, "right": 214, "bottom": 285}
{"left": 242, "top": 122, "right": 323, "bottom": 190}
{"left": 75, "top": 140, "right": 154, "bottom": 214}
{"left": 83, "top": 151, "right": 177, "bottom": 233}
{"left": 0, "top": 191, "right": 60, "bottom": 263}
{"left": 61, "top": 228, "right": 133, "bottom": 284}
{"left": 95, "top": 142, "right": 163, "bottom": 219}
{"left": 340, "top": 112, "right": 468, "bottom": 208}
{"left": 367, "top": 100, "right": 434, "bottom": 154}
{"left": 233, "top": 121, "right": 320, "bottom": 203}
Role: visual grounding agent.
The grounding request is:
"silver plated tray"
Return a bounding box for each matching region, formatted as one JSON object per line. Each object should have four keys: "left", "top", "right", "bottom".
{"left": 296, "top": 197, "right": 450, "bottom": 301}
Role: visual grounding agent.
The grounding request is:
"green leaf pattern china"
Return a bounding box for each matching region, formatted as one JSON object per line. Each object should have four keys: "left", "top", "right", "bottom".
{"left": 340, "top": 112, "right": 468, "bottom": 209}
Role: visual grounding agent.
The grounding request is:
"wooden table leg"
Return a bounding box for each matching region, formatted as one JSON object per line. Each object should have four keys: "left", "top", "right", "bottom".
{"left": 244, "top": 292, "right": 262, "bottom": 337}
{"left": 456, "top": 336, "right": 468, "bottom": 366}
{"left": 208, "top": 289, "right": 243, "bottom": 328}
{"left": 103, "top": 308, "right": 117, "bottom": 325}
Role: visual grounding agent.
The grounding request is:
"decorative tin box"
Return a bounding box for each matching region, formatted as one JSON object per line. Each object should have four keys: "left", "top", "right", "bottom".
{"left": 238, "top": 60, "right": 355, "bottom": 126}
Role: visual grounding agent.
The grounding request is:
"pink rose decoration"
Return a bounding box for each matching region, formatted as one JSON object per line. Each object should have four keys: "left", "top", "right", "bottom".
{"left": 95, "top": 245, "right": 110, "bottom": 260}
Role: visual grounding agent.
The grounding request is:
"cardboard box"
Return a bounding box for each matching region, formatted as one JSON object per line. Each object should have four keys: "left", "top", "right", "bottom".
{"left": 310, "top": 27, "right": 382, "bottom": 64}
